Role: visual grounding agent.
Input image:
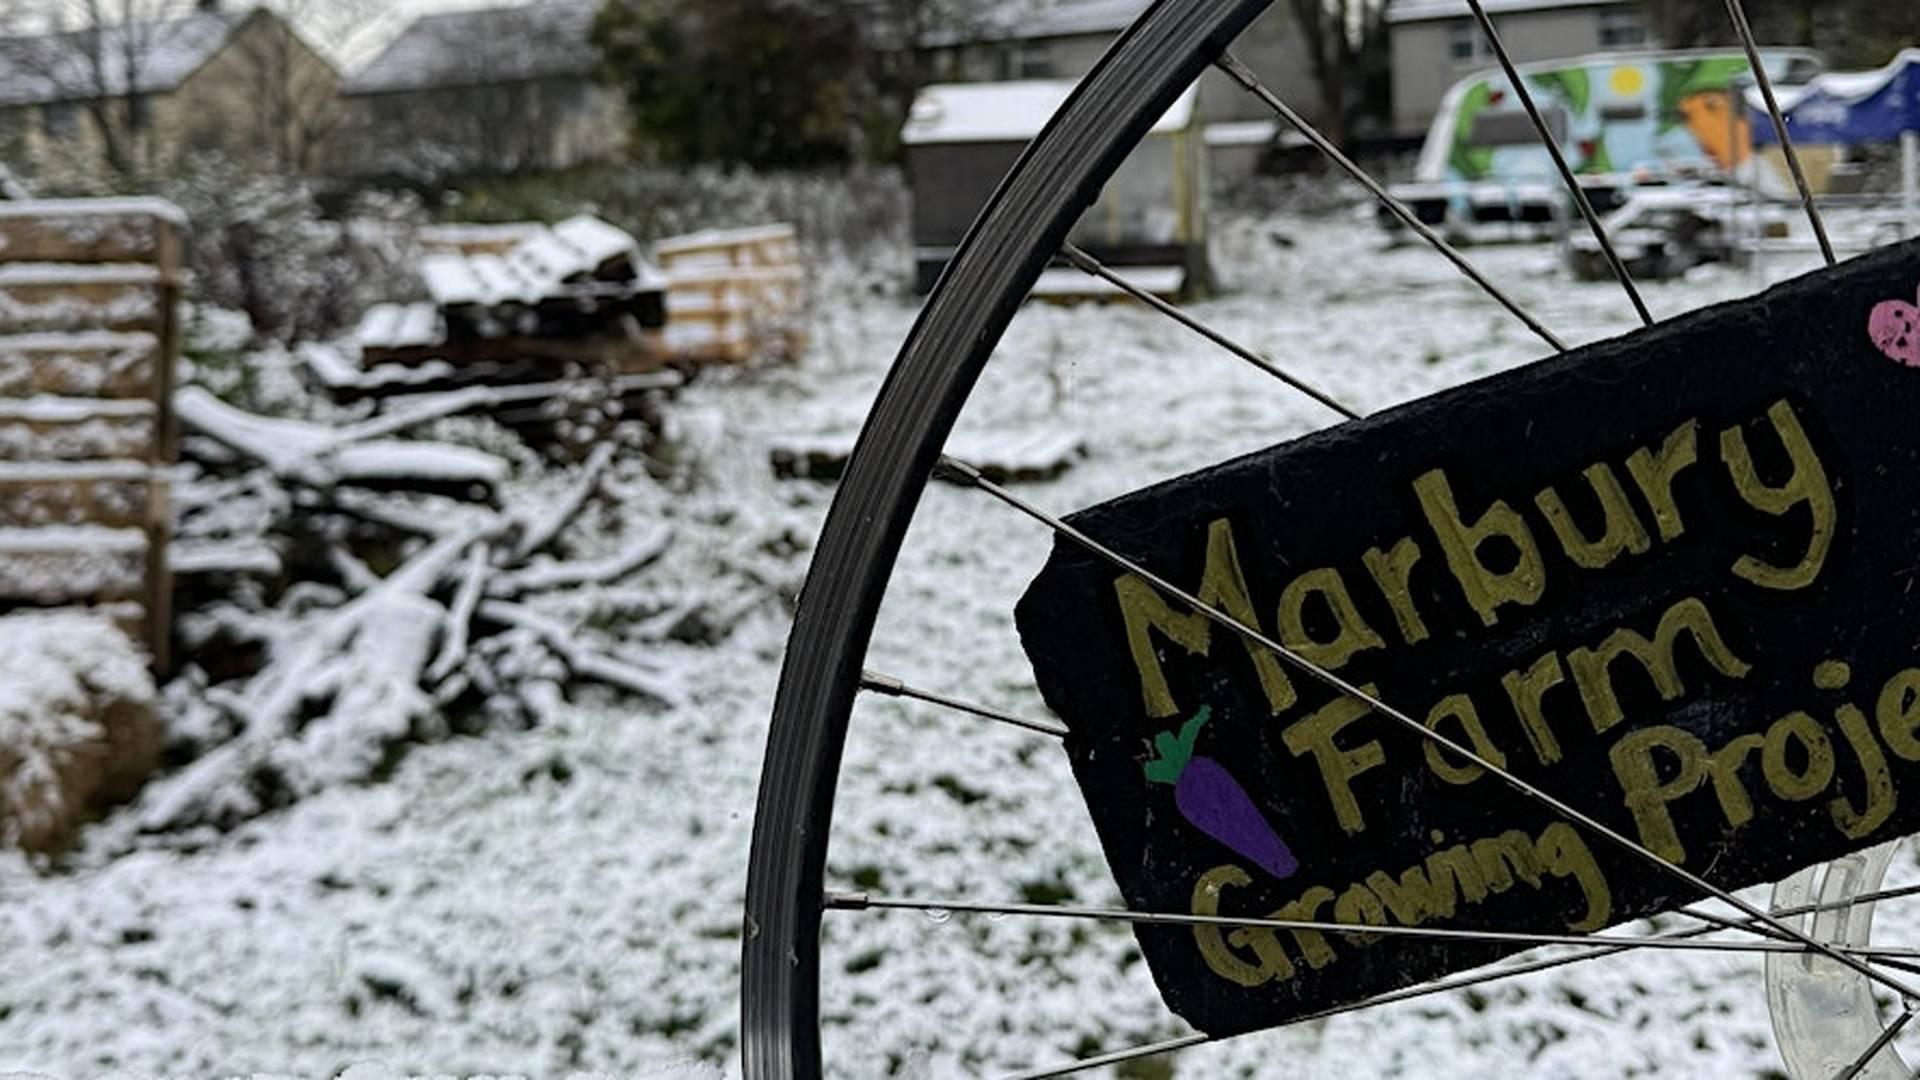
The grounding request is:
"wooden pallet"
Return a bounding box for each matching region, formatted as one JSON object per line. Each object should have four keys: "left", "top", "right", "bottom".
{"left": 655, "top": 224, "right": 807, "bottom": 365}
{"left": 0, "top": 198, "right": 182, "bottom": 670}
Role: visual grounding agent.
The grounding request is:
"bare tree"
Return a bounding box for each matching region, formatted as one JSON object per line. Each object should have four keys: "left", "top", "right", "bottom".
{"left": 1639, "top": 0, "right": 1919, "bottom": 68}
{"left": 6, "top": 0, "right": 361, "bottom": 184}
{"left": 9, "top": 0, "right": 200, "bottom": 184}
{"left": 214, "top": 0, "right": 362, "bottom": 173}
{"left": 1285, "top": 0, "right": 1390, "bottom": 148}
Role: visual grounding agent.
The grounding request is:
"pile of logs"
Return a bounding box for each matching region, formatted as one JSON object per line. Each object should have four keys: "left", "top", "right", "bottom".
{"left": 143, "top": 383, "right": 687, "bottom": 835}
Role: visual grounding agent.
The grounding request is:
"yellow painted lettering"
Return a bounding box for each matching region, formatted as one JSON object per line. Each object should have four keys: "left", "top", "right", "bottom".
{"left": 1830, "top": 704, "right": 1896, "bottom": 840}
{"left": 1360, "top": 537, "right": 1430, "bottom": 646}
{"left": 1720, "top": 400, "right": 1835, "bottom": 591}
{"left": 1567, "top": 596, "right": 1751, "bottom": 736}
{"left": 1501, "top": 652, "right": 1569, "bottom": 766}
{"left": 1761, "top": 711, "right": 1836, "bottom": 802}
{"left": 1190, "top": 864, "right": 1275, "bottom": 986}
{"left": 1625, "top": 420, "right": 1699, "bottom": 543}
{"left": 1609, "top": 724, "right": 1709, "bottom": 864}
{"left": 1413, "top": 467, "right": 1547, "bottom": 627}
{"left": 1423, "top": 692, "right": 1507, "bottom": 785}
{"left": 1535, "top": 463, "right": 1653, "bottom": 570}
{"left": 1277, "top": 567, "right": 1386, "bottom": 672}
{"left": 1535, "top": 821, "right": 1613, "bottom": 931}
{"left": 1281, "top": 690, "right": 1388, "bottom": 835}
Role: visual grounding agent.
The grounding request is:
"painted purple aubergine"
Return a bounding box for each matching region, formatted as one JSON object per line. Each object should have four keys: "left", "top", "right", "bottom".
{"left": 1143, "top": 706, "right": 1298, "bottom": 880}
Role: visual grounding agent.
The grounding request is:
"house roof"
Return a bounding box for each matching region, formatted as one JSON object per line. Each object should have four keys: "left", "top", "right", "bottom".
{"left": 343, "top": 0, "right": 602, "bottom": 96}
{"left": 1386, "top": 0, "right": 1626, "bottom": 25}
{"left": 0, "top": 9, "right": 240, "bottom": 109}
{"left": 920, "top": 0, "right": 1151, "bottom": 47}
{"left": 902, "top": 79, "right": 1196, "bottom": 144}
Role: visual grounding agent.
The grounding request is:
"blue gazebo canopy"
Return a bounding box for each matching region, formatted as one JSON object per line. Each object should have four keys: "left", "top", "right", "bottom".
{"left": 1751, "top": 48, "right": 1920, "bottom": 145}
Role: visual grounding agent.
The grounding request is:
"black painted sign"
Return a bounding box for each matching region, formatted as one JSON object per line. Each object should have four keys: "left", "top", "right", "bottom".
{"left": 1015, "top": 240, "right": 1920, "bottom": 1036}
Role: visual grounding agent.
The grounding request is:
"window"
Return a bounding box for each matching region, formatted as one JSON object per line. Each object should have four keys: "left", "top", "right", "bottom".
{"left": 1469, "top": 107, "right": 1570, "bottom": 146}
{"left": 1448, "top": 23, "right": 1492, "bottom": 64}
{"left": 1598, "top": 10, "right": 1647, "bottom": 49}
{"left": 1009, "top": 42, "right": 1055, "bottom": 79}
{"left": 41, "top": 102, "right": 76, "bottom": 139}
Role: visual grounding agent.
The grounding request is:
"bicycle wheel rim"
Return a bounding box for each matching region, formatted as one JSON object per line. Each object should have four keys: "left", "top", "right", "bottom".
{"left": 739, "top": 1, "right": 1272, "bottom": 1075}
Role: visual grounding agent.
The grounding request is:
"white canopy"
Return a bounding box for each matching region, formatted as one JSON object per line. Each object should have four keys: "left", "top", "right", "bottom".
{"left": 902, "top": 79, "right": 1199, "bottom": 145}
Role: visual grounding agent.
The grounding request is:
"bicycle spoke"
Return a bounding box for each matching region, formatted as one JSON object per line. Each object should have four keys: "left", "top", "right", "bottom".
{"left": 1005, "top": 1034, "right": 1209, "bottom": 1080}
{"left": 1059, "top": 243, "right": 1362, "bottom": 421}
{"left": 1463, "top": 0, "right": 1651, "bottom": 326}
{"left": 1835, "top": 1004, "right": 1913, "bottom": 1080}
{"left": 1214, "top": 51, "right": 1568, "bottom": 355}
{"left": 860, "top": 669, "right": 1068, "bottom": 738}
{"left": 1723, "top": 0, "right": 1835, "bottom": 265}
{"left": 828, "top": 891, "right": 1920, "bottom": 960}
{"left": 934, "top": 452, "right": 1920, "bottom": 1004}
{"left": 991, "top": 874, "right": 1920, "bottom": 1078}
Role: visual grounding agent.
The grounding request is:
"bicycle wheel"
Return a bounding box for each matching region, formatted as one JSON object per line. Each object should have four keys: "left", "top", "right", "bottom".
{"left": 742, "top": 0, "right": 1920, "bottom": 1074}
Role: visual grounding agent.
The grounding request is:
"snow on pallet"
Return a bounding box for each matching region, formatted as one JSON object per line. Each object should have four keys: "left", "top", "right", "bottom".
{"left": 769, "top": 429, "right": 1085, "bottom": 484}
{"left": 0, "top": 198, "right": 181, "bottom": 669}
{"left": 0, "top": 264, "right": 168, "bottom": 334}
{"left": 0, "top": 331, "right": 161, "bottom": 398}
{"left": 0, "top": 461, "right": 154, "bottom": 529}
{"left": 0, "top": 197, "right": 186, "bottom": 264}
{"left": 0, "top": 524, "right": 149, "bottom": 602}
{"left": 0, "top": 398, "right": 157, "bottom": 461}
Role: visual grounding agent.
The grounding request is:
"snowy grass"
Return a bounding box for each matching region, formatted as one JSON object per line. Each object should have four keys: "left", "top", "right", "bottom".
{"left": 3, "top": 212, "right": 1917, "bottom": 1077}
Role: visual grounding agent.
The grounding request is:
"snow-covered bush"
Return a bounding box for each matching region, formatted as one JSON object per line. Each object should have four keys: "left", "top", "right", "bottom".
{"left": 160, "top": 159, "right": 425, "bottom": 345}
{"left": 0, "top": 610, "right": 159, "bottom": 852}
{"left": 448, "top": 163, "right": 909, "bottom": 265}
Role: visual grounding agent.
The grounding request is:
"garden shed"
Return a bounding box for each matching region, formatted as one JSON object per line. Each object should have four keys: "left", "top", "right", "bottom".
{"left": 902, "top": 79, "right": 1209, "bottom": 296}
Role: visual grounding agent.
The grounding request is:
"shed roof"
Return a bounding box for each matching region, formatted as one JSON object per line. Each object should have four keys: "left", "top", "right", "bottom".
{"left": 902, "top": 79, "right": 1197, "bottom": 144}
{"left": 0, "top": 9, "right": 239, "bottom": 109}
{"left": 344, "top": 0, "right": 600, "bottom": 96}
{"left": 922, "top": 0, "right": 1151, "bottom": 46}
{"left": 1385, "top": 0, "right": 1625, "bottom": 24}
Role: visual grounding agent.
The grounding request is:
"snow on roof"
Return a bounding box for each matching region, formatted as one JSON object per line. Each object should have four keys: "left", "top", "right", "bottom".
{"left": 921, "top": 0, "right": 1149, "bottom": 46}
{"left": 343, "top": 0, "right": 601, "bottom": 95}
{"left": 0, "top": 10, "right": 239, "bottom": 108}
{"left": 1386, "top": 0, "right": 1625, "bottom": 23}
{"left": 903, "top": 79, "right": 1198, "bottom": 145}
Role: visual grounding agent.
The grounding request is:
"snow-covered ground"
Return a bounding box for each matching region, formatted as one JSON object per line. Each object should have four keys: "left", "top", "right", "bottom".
{"left": 3, "top": 211, "right": 1917, "bottom": 1078}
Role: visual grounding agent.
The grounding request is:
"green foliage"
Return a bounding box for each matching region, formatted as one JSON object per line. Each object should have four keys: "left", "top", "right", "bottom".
{"left": 593, "top": 0, "right": 889, "bottom": 169}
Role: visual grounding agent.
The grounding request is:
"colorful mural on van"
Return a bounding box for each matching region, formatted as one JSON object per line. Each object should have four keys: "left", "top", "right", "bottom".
{"left": 1413, "top": 48, "right": 1826, "bottom": 187}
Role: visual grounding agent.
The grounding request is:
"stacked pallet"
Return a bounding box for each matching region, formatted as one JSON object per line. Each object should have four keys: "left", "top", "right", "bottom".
{"left": 656, "top": 224, "right": 807, "bottom": 364}
{"left": 355, "top": 213, "right": 668, "bottom": 374}
{"left": 0, "top": 198, "right": 181, "bottom": 669}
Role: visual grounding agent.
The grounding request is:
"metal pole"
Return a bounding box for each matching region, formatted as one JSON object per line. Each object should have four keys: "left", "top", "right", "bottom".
{"left": 1903, "top": 130, "right": 1918, "bottom": 240}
